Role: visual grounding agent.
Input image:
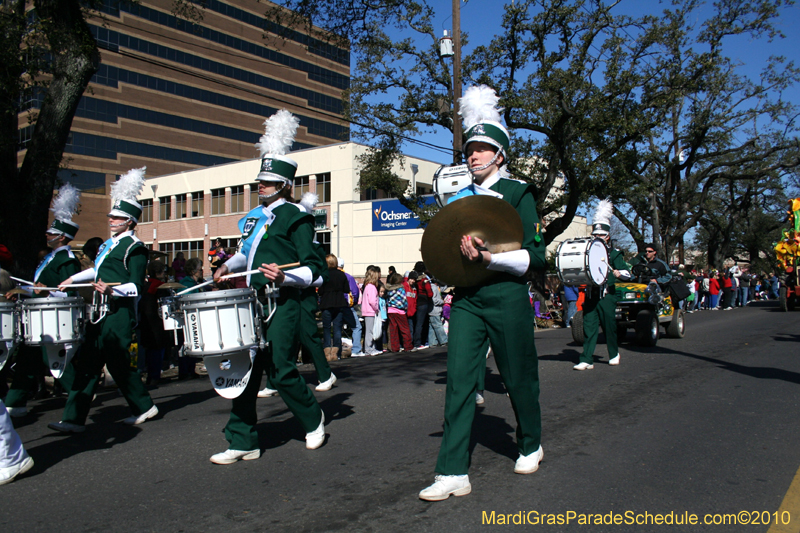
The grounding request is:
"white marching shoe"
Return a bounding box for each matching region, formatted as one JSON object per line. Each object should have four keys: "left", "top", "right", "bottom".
{"left": 514, "top": 445, "right": 544, "bottom": 474}
{"left": 124, "top": 405, "right": 158, "bottom": 425}
{"left": 608, "top": 355, "right": 620, "bottom": 366}
{"left": 257, "top": 387, "right": 279, "bottom": 398}
{"left": 6, "top": 407, "right": 28, "bottom": 418}
{"left": 0, "top": 455, "right": 34, "bottom": 485}
{"left": 306, "top": 412, "right": 326, "bottom": 450}
{"left": 419, "top": 475, "right": 472, "bottom": 501}
{"left": 210, "top": 449, "right": 260, "bottom": 465}
{"left": 573, "top": 362, "right": 594, "bottom": 371}
{"left": 315, "top": 373, "right": 337, "bottom": 392}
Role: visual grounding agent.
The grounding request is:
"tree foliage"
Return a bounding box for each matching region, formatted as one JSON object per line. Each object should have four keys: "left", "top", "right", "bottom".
{"left": 274, "top": 0, "right": 800, "bottom": 257}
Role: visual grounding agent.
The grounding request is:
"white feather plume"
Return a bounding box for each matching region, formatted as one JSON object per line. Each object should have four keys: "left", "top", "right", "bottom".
{"left": 51, "top": 183, "right": 81, "bottom": 222}
{"left": 299, "top": 192, "right": 319, "bottom": 213}
{"left": 593, "top": 199, "right": 614, "bottom": 225}
{"left": 111, "top": 167, "right": 146, "bottom": 203}
{"left": 255, "top": 109, "right": 300, "bottom": 157}
{"left": 459, "top": 85, "right": 503, "bottom": 131}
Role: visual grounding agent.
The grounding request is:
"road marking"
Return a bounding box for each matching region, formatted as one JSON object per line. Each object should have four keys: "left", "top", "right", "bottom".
{"left": 768, "top": 464, "right": 800, "bottom": 533}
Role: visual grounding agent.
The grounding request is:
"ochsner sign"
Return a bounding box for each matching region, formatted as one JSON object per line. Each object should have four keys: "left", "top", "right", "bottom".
{"left": 371, "top": 198, "right": 434, "bottom": 231}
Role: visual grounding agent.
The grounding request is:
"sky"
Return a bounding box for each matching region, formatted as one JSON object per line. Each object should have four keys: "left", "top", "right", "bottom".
{"left": 383, "top": 0, "right": 800, "bottom": 166}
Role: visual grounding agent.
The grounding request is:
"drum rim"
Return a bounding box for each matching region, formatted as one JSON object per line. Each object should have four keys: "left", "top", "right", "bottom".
{"left": 177, "top": 287, "right": 256, "bottom": 303}
{"left": 21, "top": 296, "right": 85, "bottom": 307}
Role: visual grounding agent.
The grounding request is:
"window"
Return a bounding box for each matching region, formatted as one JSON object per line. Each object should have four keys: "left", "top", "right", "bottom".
{"left": 159, "top": 240, "right": 205, "bottom": 267}
{"left": 416, "top": 185, "right": 431, "bottom": 196}
{"left": 317, "top": 172, "right": 331, "bottom": 203}
{"left": 293, "top": 175, "right": 310, "bottom": 201}
{"left": 250, "top": 183, "right": 260, "bottom": 209}
{"left": 361, "top": 188, "right": 379, "bottom": 201}
{"left": 175, "top": 194, "right": 187, "bottom": 218}
{"left": 159, "top": 196, "right": 171, "bottom": 221}
{"left": 140, "top": 199, "right": 153, "bottom": 223}
{"left": 315, "top": 231, "right": 331, "bottom": 255}
{"left": 230, "top": 185, "right": 245, "bottom": 213}
{"left": 191, "top": 191, "right": 204, "bottom": 217}
{"left": 211, "top": 188, "right": 225, "bottom": 215}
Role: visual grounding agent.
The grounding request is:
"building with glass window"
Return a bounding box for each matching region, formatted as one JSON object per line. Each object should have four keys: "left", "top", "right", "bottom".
{"left": 138, "top": 142, "right": 589, "bottom": 277}
{"left": 27, "top": 0, "right": 349, "bottom": 243}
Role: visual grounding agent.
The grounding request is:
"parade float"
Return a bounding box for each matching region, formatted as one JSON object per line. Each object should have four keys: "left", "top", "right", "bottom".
{"left": 774, "top": 198, "right": 800, "bottom": 311}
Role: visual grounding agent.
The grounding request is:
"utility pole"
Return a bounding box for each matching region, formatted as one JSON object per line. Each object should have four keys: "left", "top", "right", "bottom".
{"left": 452, "top": 0, "right": 462, "bottom": 164}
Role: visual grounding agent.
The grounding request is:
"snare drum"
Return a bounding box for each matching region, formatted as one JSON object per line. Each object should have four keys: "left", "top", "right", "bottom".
{"left": 21, "top": 296, "right": 85, "bottom": 346}
{"left": 179, "top": 288, "right": 263, "bottom": 356}
{"left": 0, "top": 301, "right": 18, "bottom": 371}
{"left": 158, "top": 295, "right": 182, "bottom": 331}
{"left": 556, "top": 238, "right": 609, "bottom": 286}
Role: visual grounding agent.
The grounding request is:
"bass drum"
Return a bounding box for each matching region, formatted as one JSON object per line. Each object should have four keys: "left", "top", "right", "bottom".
{"left": 556, "top": 238, "right": 609, "bottom": 287}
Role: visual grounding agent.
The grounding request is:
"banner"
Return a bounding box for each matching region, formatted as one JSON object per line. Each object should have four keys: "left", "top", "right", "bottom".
{"left": 371, "top": 197, "right": 435, "bottom": 232}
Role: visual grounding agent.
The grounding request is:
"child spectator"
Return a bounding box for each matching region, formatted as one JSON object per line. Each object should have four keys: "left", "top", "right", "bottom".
{"left": 385, "top": 272, "right": 413, "bottom": 352}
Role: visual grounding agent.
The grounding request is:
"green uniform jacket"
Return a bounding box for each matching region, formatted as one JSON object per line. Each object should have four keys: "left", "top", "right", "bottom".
{"left": 606, "top": 248, "right": 632, "bottom": 295}
{"left": 483, "top": 178, "right": 546, "bottom": 284}
{"left": 34, "top": 247, "right": 81, "bottom": 298}
{"left": 250, "top": 202, "right": 325, "bottom": 293}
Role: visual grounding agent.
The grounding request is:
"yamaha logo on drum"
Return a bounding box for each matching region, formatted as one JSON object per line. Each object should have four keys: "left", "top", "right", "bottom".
{"left": 189, "top": 312, "right": 201, "bottom": 349}
{"left": 215, "top": 377, "right": 225, "bottom": 387}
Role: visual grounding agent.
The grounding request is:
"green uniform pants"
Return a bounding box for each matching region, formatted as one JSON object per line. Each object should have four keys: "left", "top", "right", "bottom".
{"left": 580, "top": 292, "right": 619, "bottom": 364}
{"left": 264, "top": 289, "right": 331, "bottom": 389}
{"left": 61, "top": 305, "right": 154, "bottom": 425}
{"left": 436, "top": 280, "right": 542, "bottom": 475}
{"left": 225, "top": 291, "right": 322, "bottom": 451}
{"left": 4, "top": 344, "right": 76, "bottom": 408}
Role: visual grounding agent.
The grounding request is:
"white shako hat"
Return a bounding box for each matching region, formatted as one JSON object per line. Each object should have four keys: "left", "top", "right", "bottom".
{"left": 460, "top": 85, "right": 511, "bottom": 161}
{"left": 255, "top": 109, "right": 300, "bottom": 185}
{"left": 47, "top": 183, "right": 81, "bottom": 239}
{"left": 108, "top": 167, "right": 146, "bottom": 222}
{"left": 591, "top": 199, "right": 614, "bottom": 236}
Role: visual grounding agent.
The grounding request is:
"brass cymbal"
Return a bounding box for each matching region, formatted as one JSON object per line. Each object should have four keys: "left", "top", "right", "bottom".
{"left": 158, "top": 282, "right": 186, "bottom": 290}
{"left": 421, "top": 195, "right": 523, "bottom": 287}
{"left": 6, "top": 288, "right": 29, "bottom": 296}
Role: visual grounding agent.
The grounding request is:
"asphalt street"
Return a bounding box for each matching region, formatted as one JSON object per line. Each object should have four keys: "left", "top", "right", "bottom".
{"left": 3, "top": 300, "right": 799, "bottom": 533}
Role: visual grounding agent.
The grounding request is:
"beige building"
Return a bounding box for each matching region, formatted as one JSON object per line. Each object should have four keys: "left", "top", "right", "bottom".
{"left": 139, "top": 142, "right": 588, "bottom": 276}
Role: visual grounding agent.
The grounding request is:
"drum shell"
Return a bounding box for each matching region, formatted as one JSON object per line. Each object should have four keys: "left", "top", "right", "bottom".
{"left": 21, "top": 296, "right": 85, "bottom": 346}
{"left": 0, "top": 301, "right": 17, "bottom": 343}
{"left": 556, "top": 238, "right": 609, "bottom": 287}
{"left": 158, "top": 295, "right": 182, "bottom": 331}
{"left": 178, "top": 288, "right": 262, "bottom": 356}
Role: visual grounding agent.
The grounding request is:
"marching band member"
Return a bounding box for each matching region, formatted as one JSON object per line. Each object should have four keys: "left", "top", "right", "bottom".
{"left": 258, "top": 193, "right": 336, "bottom": 398}
{"left": 48, "top": 168, "right": 157, "bottom": 433}
{"left": 4, "top": 185, "right": 82, "bottom": 417}
{"left": 573, "top": 200, "right": 632, "bottom": 370}
{"left": 211, "top": 110, "right": 326, "bottom": 464}
{"left": 419, "top": 86, "right": 547, "bottom": 501}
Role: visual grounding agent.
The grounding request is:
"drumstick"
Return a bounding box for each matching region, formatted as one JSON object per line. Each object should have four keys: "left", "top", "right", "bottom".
{"left": 176, "top": 262, "right": 302, "bottom": 296}
{"left": 11, "top": 276, "right": 34, "bottom": 285}
{"left": 35, "top": 283, "right": 122, "bottom": 291}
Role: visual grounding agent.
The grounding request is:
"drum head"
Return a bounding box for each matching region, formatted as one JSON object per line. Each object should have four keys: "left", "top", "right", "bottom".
{"left": 588, "top": 239, "right": 610, "bottom": 285}
{"left": 204, "top": 350, "right": 255, "bottom": 399}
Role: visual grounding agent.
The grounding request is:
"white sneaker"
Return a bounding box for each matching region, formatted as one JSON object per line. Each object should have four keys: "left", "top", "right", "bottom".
{"left": 609, "top": 355, "right": 620, "bottom": 366}
{"left": 351, "top": 352, "right": 366, "bottom": 357}
{"left": 0, "top": 455, "right": 34, "bottom": 485}
{"left": 6, "top": 407, "right": 28, "bottom": 418}
{"left": 257, "top": 387, "right": 278, "bottom": 398}
{"left": 573, "top": 362, "right": 594, "bottom": 371}
{"left": 210, "top": 448, "right": 260, "bottom": 465}
{"left": 419, "top": 475, "right": 471, "bottom": 501}
{"left": 514, "top": 446, "right": 544, "bottom": 474}
{"left": 124, "top": 405, "right": 158, "bottom": 425}
{"left": 475, "top": 392, "right": 485, "bottom": 405}
{"left": 48, "top": 421, "right": 86, "bottom": 433}
{"left": 315, "top": 373, "right": 337, "bottom": 392}
{"left": 306, "top": 412, "right": 326, "bottom": 450}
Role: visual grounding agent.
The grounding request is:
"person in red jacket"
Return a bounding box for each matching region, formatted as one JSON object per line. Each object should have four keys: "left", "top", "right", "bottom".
{"left": 709, "top": 271, "right": 721, "bottom": 309}
{"left": 404, "top": 271, "right": 417, "bottom": 346}
{"left": 412, "top": 261, "right": 434, "bottom": 349}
